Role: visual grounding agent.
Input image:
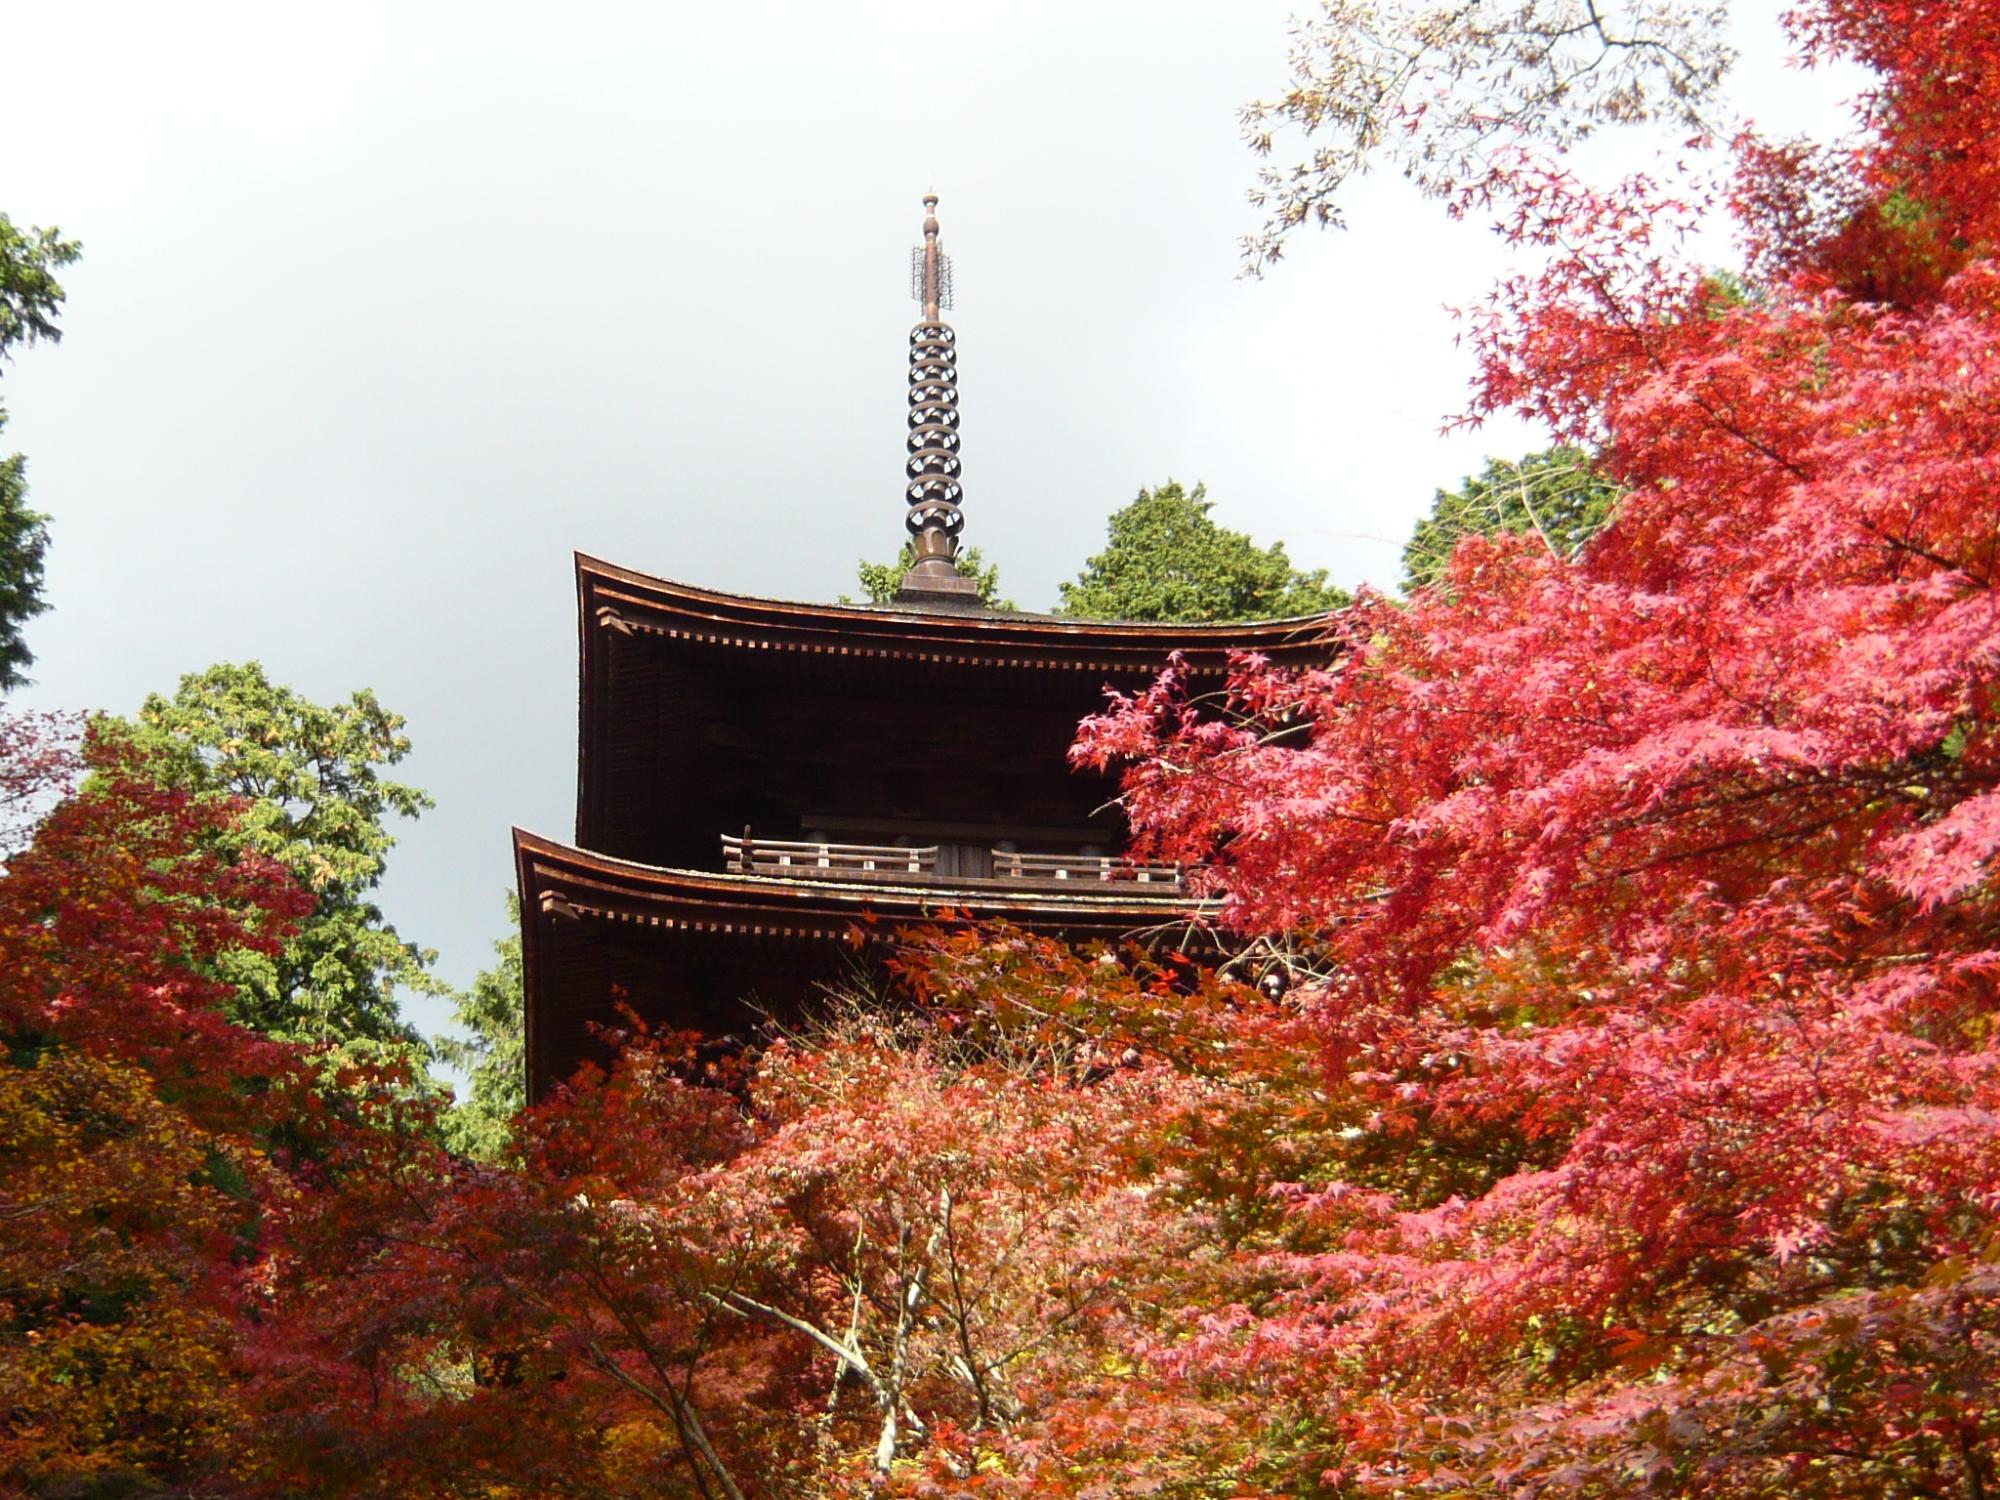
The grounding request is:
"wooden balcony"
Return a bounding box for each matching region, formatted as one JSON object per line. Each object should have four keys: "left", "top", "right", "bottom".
{"left": 719, "top": 832, "right": 1185, "bottom": 891}
{"left": 721, "top": 833, "right": 936, "bottom": 877}
{"left": 988, "top": 849, "right": 1185, "bottom": 886}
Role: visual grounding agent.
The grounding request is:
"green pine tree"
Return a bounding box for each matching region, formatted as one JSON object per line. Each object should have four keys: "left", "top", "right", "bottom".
{"left": 0, "top": 213, "right": 81, "bottom": 690}
{"left": 1059, "top": 480, "right": 1347, "bottom": 622}
{"left": 853, "top": 541, "right": 1013, "bottom": 609}
{"left": 1403, "top": 447, "right": 1621, "bottom": 593}
{"left": 436, "top": 894, "right": 527, "bottom": 1161}
{"left": 121, "top": 662, "right": 441, "bottom": 1052}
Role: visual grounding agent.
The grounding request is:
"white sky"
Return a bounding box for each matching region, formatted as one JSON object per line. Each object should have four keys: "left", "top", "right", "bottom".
{"left": 5, "top": 1, "right": 1864, "bottom": 1048}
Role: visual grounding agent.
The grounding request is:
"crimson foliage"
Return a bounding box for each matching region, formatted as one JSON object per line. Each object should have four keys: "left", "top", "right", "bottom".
{"left": 1073, "top": 0, "right": 2000, "bottom": 1490}
{"left": 17, "top": 3, "right": 2000, "bottom": 1494}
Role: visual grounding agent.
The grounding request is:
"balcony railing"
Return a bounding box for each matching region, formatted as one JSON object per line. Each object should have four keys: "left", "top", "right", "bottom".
{"left": 718, "top": 832, "right": 1185, "bottom": 891}
{"left": 987, "top": 849, "right": 1184, "bottom": 886}
{"left": 722, "top": 833, "right": 936, "bottom": 876}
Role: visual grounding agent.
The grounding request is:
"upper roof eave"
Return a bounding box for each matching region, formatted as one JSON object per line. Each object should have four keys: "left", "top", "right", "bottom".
{"left": 575, "top": 552, "right": 1339, "bottom": 660}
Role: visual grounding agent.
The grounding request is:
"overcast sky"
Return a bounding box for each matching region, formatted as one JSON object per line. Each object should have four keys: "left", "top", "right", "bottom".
{"left": 6, "top": 1, "right": 1864, "bottom": 1049}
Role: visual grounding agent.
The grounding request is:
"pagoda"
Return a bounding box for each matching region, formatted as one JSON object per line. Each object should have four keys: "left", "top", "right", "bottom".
{"left": 514, "top": 196, "right": 1333, "bottom": 1101}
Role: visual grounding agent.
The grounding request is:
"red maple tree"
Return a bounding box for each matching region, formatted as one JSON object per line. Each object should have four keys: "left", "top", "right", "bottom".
{"left": 19, "top": 3, "right": 2000, "bottom": 1493}
{"left": 0, "top": 715, "right": 318, "bottom": 1490}
{"left": 261, "top": 942, "right": 1259, "bottom": 1497}
{"left": 1075, "top": 0, "right": 2000, "bottom": 1490}
{"left": 0, "top": 715, "right": 458, "bottom": 1498}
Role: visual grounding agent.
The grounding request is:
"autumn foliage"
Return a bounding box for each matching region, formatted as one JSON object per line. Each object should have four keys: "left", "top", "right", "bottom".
{"left": 13, "top": 0, "right": 2000, "bottom": 1494}
{"left": 0, "top": 719, "right": 462, "bottom": 1496}
{"left": 251, "top": 938, "right": 1273, "bottom": 1498}
{"left": 1069, "top": 0, "right": 2000, "bottom": 1490}
{"left": 0, "top": 717, "right": 304, "bottom": 1490}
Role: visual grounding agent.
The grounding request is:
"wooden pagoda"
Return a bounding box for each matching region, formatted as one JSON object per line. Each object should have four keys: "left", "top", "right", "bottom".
{"left": 514, "top": 196, "right": 1334, "bottom": 1101}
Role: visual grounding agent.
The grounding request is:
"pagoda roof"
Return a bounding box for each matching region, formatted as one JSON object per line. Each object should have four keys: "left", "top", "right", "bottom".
{"left": 573, "top": 553, "right": 1342, "bottom": 869}
{"left": 576, "top": 553, "right": 1337, "bottom": 675}
{"left": 515, "top": 828, "right": 1210, "bottom": 1098}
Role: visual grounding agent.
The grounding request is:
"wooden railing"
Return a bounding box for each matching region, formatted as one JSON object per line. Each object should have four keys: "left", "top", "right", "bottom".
{"left": 989, "top": 850, "right": 1185, "bottom": 886}
{"left": 721, "top": 831, "right": 1185, "bottom": 890}
{"left": 722, "top": 833, "right": 936, "bottom": 876}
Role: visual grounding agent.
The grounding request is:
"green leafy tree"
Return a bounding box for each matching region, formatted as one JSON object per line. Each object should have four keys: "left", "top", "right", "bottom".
{"left": 1059, "top": 480, "right": 1348, "bottom": 621}
{"left": 435, "top": 894, "right": 526, "bottom": 1160}
{"left": 124, "top": 662, "right": 439, "bottom": 1049}
{"left": 0, "top": 440, "right": 50, "bottom": 691}
{"left": 0, "top": 214, "right": 81, "bottom": 691}
{"left": 0, "top": 217, "right": 77, "bottom": 352}
{"left": 853, "top": 541, "right": 1013, "bottom": 609}
{"left": 1402, "top": 446, "right": 1622, "bottom": 593}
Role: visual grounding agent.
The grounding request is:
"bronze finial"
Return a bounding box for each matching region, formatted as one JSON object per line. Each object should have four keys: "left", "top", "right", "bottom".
{"left": 898, "top": 192, "right": 979, "bottom": 604}
{"left": 918, "top": 192, "right": 944, "bottom": 319}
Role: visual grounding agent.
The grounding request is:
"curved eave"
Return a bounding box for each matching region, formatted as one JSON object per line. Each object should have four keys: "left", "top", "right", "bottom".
{"left": 576, "top": 552, "right": 1338, "bottom": 671}
{"left": 516, "top": 828, "right": 1210, "bottom": 1095}
{"left": 519, "top": 828, "right": 1204, "bottom": 927}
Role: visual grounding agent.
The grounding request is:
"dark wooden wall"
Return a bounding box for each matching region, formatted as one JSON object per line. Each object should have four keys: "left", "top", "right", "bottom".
{"left": 584, "top": 635, "right": 1133, "bottom": 872}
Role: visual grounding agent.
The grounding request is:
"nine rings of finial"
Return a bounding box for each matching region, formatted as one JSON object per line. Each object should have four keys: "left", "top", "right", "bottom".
{"left": 905, "top": 310, "right": 963, "bottom": 537}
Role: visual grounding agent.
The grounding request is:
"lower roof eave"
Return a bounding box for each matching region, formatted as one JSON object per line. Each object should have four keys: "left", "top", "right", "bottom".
{"left": 514, "top": 828, "right": 1210, "bottom": 931}
{"left": 514, "top": 828, "right": 1223, "bottom": 1103}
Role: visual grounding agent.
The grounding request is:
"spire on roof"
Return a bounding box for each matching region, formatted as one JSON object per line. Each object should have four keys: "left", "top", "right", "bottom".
{"left": 896, "top": 193, "right": 979, "bottom": 605}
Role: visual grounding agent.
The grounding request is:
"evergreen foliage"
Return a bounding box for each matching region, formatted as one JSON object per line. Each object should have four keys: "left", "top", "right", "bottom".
{"left": 0, "top": 214, "right": 80, "bottom": 691}
{"left": 1059, "top": 480, "right": 1347, "bottom": 621}
{"left": 853, "top": 541, "right": 1012, "bottom": 609}
{"left": 121, "top": 662, "right": 439, "bottom": 1050}
{"left": 435, "top": 893, "right": 525, "bottom": 1160}
{"left": 1402, "top": 445, "right": 1621, "bottom": 592}
{"left": 0, "top": 439, "right": 50, "bottom": 692}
